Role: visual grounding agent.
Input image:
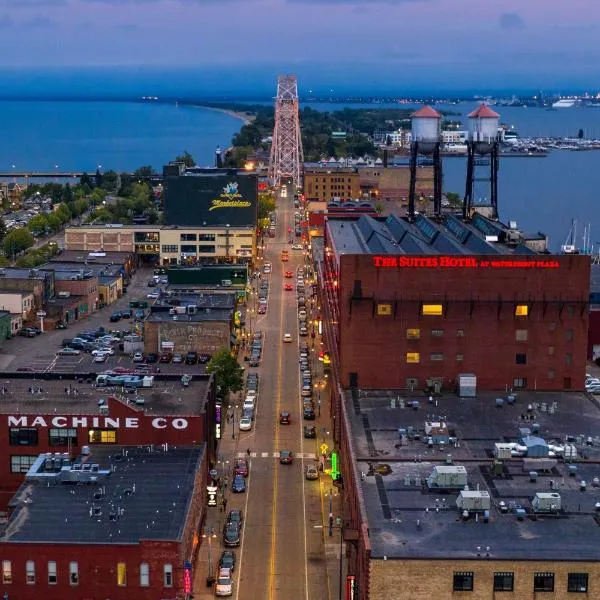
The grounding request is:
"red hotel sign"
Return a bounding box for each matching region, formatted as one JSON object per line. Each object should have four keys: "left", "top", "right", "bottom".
{"left": 372, "top": 256, "right": 560, "bottom": 269}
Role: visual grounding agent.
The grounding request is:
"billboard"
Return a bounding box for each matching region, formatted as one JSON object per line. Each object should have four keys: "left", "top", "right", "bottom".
{"left": 164, "top": 170, "right": 258, "bottom": 227}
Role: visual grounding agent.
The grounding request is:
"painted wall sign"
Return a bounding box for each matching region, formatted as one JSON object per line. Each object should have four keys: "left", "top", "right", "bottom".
{"left": 7, "top": 415, "right": 190, "bottom": 430}
{"left": 372, "top": 256, "right": 560, "bottom": 269}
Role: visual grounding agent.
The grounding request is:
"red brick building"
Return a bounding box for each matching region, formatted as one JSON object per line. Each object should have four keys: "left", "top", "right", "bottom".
{"left": 319, "top": 212, "right": 589, "bottom": 397}
{"left": 0, "top": 444, "right": 206, "bottom": 600}
{"left": 0, "top": 375, "right": 217, "bottom": 511}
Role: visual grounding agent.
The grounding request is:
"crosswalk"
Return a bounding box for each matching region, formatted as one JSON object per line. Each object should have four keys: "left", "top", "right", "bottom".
{"left": 236, "top": 451, "right": 317, "bottom": 459}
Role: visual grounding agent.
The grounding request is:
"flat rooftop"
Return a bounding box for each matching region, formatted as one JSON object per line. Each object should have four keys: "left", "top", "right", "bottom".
{"left": 2, "top": 445, "right": 204, "bottom": 544}
{"left": 45, "top": 261, "right": 124, "bottom": 277}
{"left": 51, "top": 250, "right": 134, "bottom": 263}
{"left": 327, "top": 212, "right": 548, "bottom": 257}
{"left": 152, "top": 292, "right": 236, "bottom": 310}
{"left": 346, "top": 388, "right": 600, "bottom": 561}
{"left": 0, "top": 376, "right": 210, "bottom": 416}
{"left": 147, "top": 309, "right": 232, "bottom": 323}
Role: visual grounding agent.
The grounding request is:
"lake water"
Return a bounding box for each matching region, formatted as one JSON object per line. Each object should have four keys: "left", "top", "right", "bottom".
{"left": 0, "top": 97, "right": 598, "bottom": 250}
{"left": 0, "top": 100, "right": 242, "bottom": 173}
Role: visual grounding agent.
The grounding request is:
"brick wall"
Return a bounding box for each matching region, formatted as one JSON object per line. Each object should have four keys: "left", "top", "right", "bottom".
{"left": 369, "top": 558, "right": 600, "bottom": 600}
{"left": 144, "top": 320, "right": 231, "bottom": 355}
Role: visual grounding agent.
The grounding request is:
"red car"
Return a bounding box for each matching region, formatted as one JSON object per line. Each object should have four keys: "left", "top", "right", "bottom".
{"left": 258, "top": 305, "right": 267, "bottom": 314}
{"left": 234, "top": 458, "right": 249, "bottom": 477}
{"left": 279, "top": 450, "right": 294, "bottom": 464}
{"left": 279, "top": 411, "right": 291, "bottom": 425}
{"left": 284, "top": 283, "right": 293, "bottom": 291}
{"left": 284, "top": 271, "right": 293, "bottom": 278}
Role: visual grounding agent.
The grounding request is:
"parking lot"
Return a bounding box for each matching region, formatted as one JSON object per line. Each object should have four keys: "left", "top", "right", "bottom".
{"left": 0, "top": 266, "right": 206, "bottom": 375}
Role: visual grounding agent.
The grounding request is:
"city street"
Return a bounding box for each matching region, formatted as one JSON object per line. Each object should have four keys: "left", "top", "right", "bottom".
{"left": 194, "top": 195, "right": 339, "bottom": 600}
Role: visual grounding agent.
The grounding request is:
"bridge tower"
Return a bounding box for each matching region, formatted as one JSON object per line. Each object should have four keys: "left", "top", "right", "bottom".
{"left": 269, "top": 75, "right": 304, "bottom": 188}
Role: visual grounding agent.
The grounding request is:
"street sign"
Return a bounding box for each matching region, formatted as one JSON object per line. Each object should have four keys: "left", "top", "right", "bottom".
{"left": 36, "top": 311, "right": 46, "bottom": 317}
{"left": 207, "top": 485, "right": 218, "bottom": 506}
{"left": 320, "top": 443, "right": 329, "bottom": 456}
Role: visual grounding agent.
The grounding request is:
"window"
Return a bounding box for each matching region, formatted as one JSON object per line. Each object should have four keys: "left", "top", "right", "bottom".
{"left": 453, "top": 572, "right": 474, "bottom": 591}
{"left": 9, "top": 427, "right": 38, "bottom": 446}
{"left": 117, "top": 562, "right": 126, "bottom": 586}
{"left": 48, "top": 561, "right": 57, "bottom": 584}
{"left": 49, "top": 428, "right": 77, "bottom": 446}
{"left": 161, "top": 245, "right": 178, "bottom": 253}
{"left": 565, "top": 328, "right": 574, "bottom": 341}
{"left": 456, "top": 354, "right": 464, "bottom": 362}
{"left": 2, "top": 560, "right": 11, "bottom": 584}
{"left": 406, "top": 377, "right": 419, "bottom": 388}
{"left": 140, "top": 562, "right": 150, "bottom": 587}
{"left": 548, "top": 345, "right": 555, "bottom": 356}
{"left": 494, "top": 572, "right": 514, "bottom": 592}
{"left": 164, "top": 564, "right": 173, "bottom": 587}
{"left": 180, "top": 233, "right": 197, "bottom": 241}
{"left": 25, "top": 560, "right": 35, "bottom": 584}
{"left": 406, "top": 352, "right": 420, "bottom": 364}
{"left": 180, "top": 244, "right": 197, "bottom": 254}
{"left": 515, "top": 304, "right": 529, "bottom": 317}
{"left": 88, "top": 429, "right": 117, "bottom": 444}
{"left": 456, "top": 328, "right": 465, "bottom": 337}
{"left": 69, "top": 562, "right": 79, "bottom": 585}
{"left": 567, "top": 305, "right": 575, "bottom": 317}
{"left": 431, "top": 329, "right": 444, "bottom": 337}
{"left": 567, "top": 572, "right": 588, "bottom": 593}
{"left": 534, "top": 572, "right": 554, "bottom": 592}
{"left": 513, "top": 377, "right": 527, "bottom": 389}
{"left": 516, "top": 353, "right": 527, "bottom": 365}
{"left": 377, "top": 303, "right": 392, "bottom": 316}
{"left": 430, "top": 353, "right": 444, "bottom": 361}
{"left": 406, "top": 328, "right": 420, "bottom": 340}
{"left": 515, "top": 329, "right": 528, "bottom": 342}
{"left": 198, "top": 233, "right": 216, "bottom": 242}
{"left": 422, "top": 304, "right": 443, "bottom": 316}
{"left": 566, "top": 353, "right": 573, "bottom": 366}
{"left": 197, "top": 245, "right": 216, "bottom": 254}
{"left": 10, "top": 455, "right": 37, "bottom": 473}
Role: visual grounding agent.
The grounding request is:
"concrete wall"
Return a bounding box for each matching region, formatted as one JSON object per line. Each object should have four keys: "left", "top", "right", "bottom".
{"left": 369, "top": 559, "right": 600, "bottom": 600}
{"left": 65, "top": 229, "right": 136, "bottom": 253}
{"left": 0, "top": 279, "right": 46, "bottom": 310}
{"left": 333, "top": 253, "right": 590, "bottom": 391}
{"left": 0, "top": 291, "right": 34, "bottom": 318}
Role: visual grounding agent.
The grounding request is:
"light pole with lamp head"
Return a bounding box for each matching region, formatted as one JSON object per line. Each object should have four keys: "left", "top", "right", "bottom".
{"left": 202, "top": 527, "right": 217, "bottom": 586}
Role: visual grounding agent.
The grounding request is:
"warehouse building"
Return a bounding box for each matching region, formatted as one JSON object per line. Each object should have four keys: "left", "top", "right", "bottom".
{"left": 0, "top": 375, "right": 217, "bottom": 511}
{"left": 338, "top": 387, "right": 600, "bottom": 600}
{"left": 318, "top": 213, "right": 589, "bottom": 397}
{"left": 0, "top": 444, "right": 206, "bottom": 600}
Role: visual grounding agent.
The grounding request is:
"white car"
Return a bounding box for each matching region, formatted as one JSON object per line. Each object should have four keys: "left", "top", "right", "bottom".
{"left": 292, "top": 244, "right": 303, "bottom": 250}
{"left": 243, "top": 398, "right": 255, "bottom": 411}
{"left": 298, "top": 310, "right": 307, "bottom": 319}
{"left": 147, "top": 292, "right": 159, "bottom": 299}
{"left": 57, "top": 347, "right": 80, "bottom": 356}
{"left": 239, "top": 417, "right": 252, "bottom": 431}
{"left": 215, "top": 567, "right": 233, "bottom": 597}
{"left": 245, "top": 389, "right": 257, "bottom": 399}
{"left": 283, "top": 333, "right": 293, "bottom": 343}
{"left": 133, "top": 352, "right": 144, "bottom": 362}
{"left": 94, "top": 354, "right": 108, "bottom": 363}
{"left": 92, "top": 348, "right": 114, "bottom": 356}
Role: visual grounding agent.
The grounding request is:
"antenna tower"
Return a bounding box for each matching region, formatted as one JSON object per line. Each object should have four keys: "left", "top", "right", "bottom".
{"left": 269, "top": 75, "right": 304, "bottom": 188}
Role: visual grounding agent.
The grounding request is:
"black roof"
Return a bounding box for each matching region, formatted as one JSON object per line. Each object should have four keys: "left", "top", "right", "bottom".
{"left": 2, "top": 445, "right": 204, "bottom": 545}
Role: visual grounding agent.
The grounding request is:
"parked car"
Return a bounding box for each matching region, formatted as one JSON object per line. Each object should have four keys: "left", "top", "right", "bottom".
{"left": 234, "top": 459, "right": 249, "bottom": 478}
{"left": 218, "top": 550, "right": 236, "bottom": 572}
{"left": 109, "top": 312, "right": 122, "bottom": 322}
{"left": 239, "top": 417, "right": 252, "bottom": 431}
{"left": 198, "top": 353, "right": 212, "bottom": 364}
{"left": 185, "top": 351, "right": 198, "bottom": 365}
{"left": 159, "top": 352, "right": 172, "bottom": 363}
{"left": 133, "top": 352, "right": 144, "bottom": 362}
{"left": 172, "top": 353, "right": 184, "bottom": 364}
{"left": 227, "top": 509, "right": 243, "bottom": 527}
{"left": 215, "top": 568, "right": 233, "bottom": 597}
{"left": 223, "top": 522, "right": 240, "bottom": 547}
{"left": 231, "top": 474, "right": 246, "bottom": 493}
{"left": 145, "top": 353, "right": 159, "bottom": 363}
{"left": 57, "top": 347, "right": 81, "bottom": 356}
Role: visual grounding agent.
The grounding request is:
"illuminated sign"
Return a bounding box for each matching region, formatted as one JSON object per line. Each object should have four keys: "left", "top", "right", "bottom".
{"left": 372, "top": 256, "right": 560, "bottom": 269}
{"left": 184, "top": 561, "right": 192, "bottom": 595}
{"left": 346, "top": 575, "right": 356, "bottom": 600}
{"left": 7, "top": 415, "right": 189, "bottom": 430}
{"left": 207, "top": 485, "right": 218, "bottom": 506}
{"left": 215, "top": 402, "right": 222, "bottom": 440}
{"left": 209, "top": 182, "right": 251, "bottom": 211}
{"left": 331, "top": 451, "right": 339, "bottom": 481}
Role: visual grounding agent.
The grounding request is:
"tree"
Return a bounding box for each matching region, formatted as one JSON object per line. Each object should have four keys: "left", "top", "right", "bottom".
{"left": 133, "top": 165, "right": 154, "bottom": 177}
{"left": 46, "top": 213, "right": 62, "bottom": 232}
{"left": 3, "top": 228, "right": 34, "bottom": 257}
{"left": 90, "top": 188, "right": 107, "bottom": 206}
{"left": 55, "top": 203, "right": 72, "bottom": 224}
{"left": 0, "top": 217, "right": 6, "bottom": 241}
{"left": 206, "top": 347, "right": 244, "bottom": 400}
{"left": 174, "top": 151, "right": 195, "bottom": 167}
{"left": 27, "top": 214, "right": 49, "bottom": 236}
{"left": 61, "top": 183, "right": 74, "bottom": 204}
{"left": 80, "top": 172, "right": 95, "bottom": 189}
{"left": 258, "top": 192, "right": 276, "bottom": 220}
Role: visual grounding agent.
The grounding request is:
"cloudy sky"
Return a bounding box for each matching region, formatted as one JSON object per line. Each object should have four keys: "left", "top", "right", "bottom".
{"left": 1, "top": 0, "right": 599, "bottom": 93}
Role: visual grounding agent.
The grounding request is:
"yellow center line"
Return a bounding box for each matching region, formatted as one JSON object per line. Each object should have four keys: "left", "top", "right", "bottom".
{"left": 268, "top": 196, "right": 286, "bottom": 600}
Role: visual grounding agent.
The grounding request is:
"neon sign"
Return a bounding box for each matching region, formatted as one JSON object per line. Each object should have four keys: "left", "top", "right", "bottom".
{"left": 372, "top": 256, "right": 560, "bottom": 269}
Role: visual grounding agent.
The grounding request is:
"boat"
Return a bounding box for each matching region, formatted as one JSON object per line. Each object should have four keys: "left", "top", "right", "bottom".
{"left": 552, "top": 99, "right": 577, "bottom": 108}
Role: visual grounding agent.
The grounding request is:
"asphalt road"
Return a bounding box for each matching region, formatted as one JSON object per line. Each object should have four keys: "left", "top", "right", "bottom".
{"left": 218, "top": 197, "right": 330, "bottom": 600}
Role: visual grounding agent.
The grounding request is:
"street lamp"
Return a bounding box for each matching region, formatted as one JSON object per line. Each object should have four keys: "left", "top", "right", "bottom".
{"left": 202, "top": 527, "right": 218, "bottom": 586}
{"left": 231, "top": 404, "right": 238, "bottom": 439}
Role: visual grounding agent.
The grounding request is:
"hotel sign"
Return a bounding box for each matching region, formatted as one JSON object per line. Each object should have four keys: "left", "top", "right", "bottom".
{"left": 7, "top": 416, "right": 190, "bottom": 430}
{"left": 372, "top": 256, "right": 560, "bottom": 269}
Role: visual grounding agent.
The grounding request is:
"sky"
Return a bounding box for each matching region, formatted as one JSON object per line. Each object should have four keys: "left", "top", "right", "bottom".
{"left": 1, "top": 0, "right": 600, "bottom": 95}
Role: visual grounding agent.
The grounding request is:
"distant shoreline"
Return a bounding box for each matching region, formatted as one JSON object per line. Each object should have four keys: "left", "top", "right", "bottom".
{"left": 189, "top": 104, "right": 255, "bottom": 125}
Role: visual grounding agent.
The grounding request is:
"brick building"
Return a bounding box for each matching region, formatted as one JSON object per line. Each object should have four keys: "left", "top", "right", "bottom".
{"left": 357, "top": 165, "right": 434, "bottom": 203}
{"left": 0, "top": 444, "right": 207, "bottom": 600}
{"left": 0, "top": 375, "right": 217, "bottom": 511}
{"left": 319, "top": 213, "right": 589, "bottom": 395}
{"left": 304, "top": 167, "right": 361, "bottom": 202}
{"left": 0, "top": 268, "right": 55, "bottom": 311}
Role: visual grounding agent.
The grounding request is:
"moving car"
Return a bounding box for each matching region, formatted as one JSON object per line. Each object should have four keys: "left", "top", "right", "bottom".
{"left": 234, "top": 458, "right": 249, "bottom": 477}
{"left": 223, "top": 522, "right": 241, "bottom": 547}
{"left": 284, "top": 271, "right": 293, "bottom": 278}
{"left": 279, "top": 450, "right": 294, "bottom": 464}
{"left": 57, "top": 347, "right": 80, "bottom": 356}
{"left": 215, "top": 567, "right": 233, "bottom": 597}
{"left": 283, "top": 333, "right": 293, "bottom": 343}
{"left": 304, "top": 425, "right": 316, "bottom": 438}
{"left": 284, "top": 283, "right": 293, "bottom": 291}
{"left": 279, "top": 411, "right": 291, "bottom": 425}
{"left": 303, "top": 403, "right": 316, "bottom": 420}
{"left": 305, "top": 465, "right": 319, "bottom": 480}
{"left": 232, "top": 474, "right": 246, "bottom": 493}
{"left": 219, "top": 550, "right": 236, "bottom": 572}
